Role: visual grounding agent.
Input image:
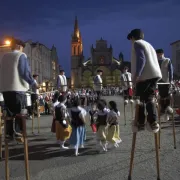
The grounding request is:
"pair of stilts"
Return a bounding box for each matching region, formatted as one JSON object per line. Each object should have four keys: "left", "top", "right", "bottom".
{"left": 31, "top": 100, "right": 40, "bottom": 134}
{"left": 1, "top": 108, "right": 30, "bottom": 180}
{"left": 124, "top": 99, "right": 134, "bottom": 126}
{"left": 128, "top": 96, "right": 177, "bottom": 180}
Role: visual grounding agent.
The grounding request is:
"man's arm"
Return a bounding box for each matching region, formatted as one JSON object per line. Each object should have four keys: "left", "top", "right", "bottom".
{"left": 134, "top": 42, "right": 146, "bottom": 79}
{"left": 18, "top": 54, "right": 34, "bottom": 85}
{"left": 168, "top": 60, "right": 173, "bottom": 82}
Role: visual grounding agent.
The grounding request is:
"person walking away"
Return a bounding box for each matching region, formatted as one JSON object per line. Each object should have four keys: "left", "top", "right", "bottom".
{"left": 106, "top": 101, "right": 121, "bottom": 148}
{"left": 127, "top": 29, "right": 162, "bottom": 132}
{"left": 94, "top": 100, "right": 109, "bottom": 152}
{"left": 55, "top": 94, "right": 72, "bottom": 149}
{"left": 0, "top": 38, "right": 35, "bottom": 141}
{"left": 69, "top": 97, "right": 86, "bottom": 156}
{"left": 89, "top": 103, "right": 98, "bottom": 133}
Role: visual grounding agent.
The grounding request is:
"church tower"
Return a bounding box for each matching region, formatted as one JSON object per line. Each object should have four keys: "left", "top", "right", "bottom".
{"left": 71, "top": 16, "right": 83, "bottom": 88}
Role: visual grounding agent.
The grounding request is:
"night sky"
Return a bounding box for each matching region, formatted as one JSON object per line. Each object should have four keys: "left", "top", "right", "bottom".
{"left": 0, "top": 0, "right": 179, "bottom": 77}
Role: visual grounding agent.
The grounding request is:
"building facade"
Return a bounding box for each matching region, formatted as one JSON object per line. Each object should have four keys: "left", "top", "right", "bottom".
{"left": 171, "top": 40, "right": 180, "bottom": 78}
{"left": 71, "top": 17, "right": 129, "bottom": 88}
{"left": 23, "top": 41, "right": 59, "bottom": 90}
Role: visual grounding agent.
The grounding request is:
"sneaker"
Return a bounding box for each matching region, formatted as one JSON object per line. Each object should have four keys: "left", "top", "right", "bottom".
{"left": 130, "top": 99, "right": 134, "bottom": 104}
{"left": 166, "top": 106, "right": 173, "bottom": 115}
{"left": 61, "top": 145, "right": 69, "bottom": 149}
{"left": 149, "top": 122, "right": 159, "bottom": 133}
{"left": 124, "top": 100, "right": 128, "bottom": 105}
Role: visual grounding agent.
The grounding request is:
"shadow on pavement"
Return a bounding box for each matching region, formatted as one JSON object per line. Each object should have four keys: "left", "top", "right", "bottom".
{"left": 1, "top": 143, "right": 91, "bottom": 161}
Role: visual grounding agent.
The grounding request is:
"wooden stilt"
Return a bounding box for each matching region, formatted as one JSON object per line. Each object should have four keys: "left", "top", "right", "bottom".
{"left": 172, "top": 111, "right": 176, "bottom": 149}
{"left": 37, "top": 101, "right": 40, "bottom": 134}
{"left": 3, "top": 110, "right": 9, "bottom": 180}
{"left": 124, "top": 102, "right": 126, "bottom": 126}
{"left": 131, "top": 101, "right": 134, "bottom": 119}
{"left": 154, "top": 132, "right": 161, "bottom": 180}
{"left": 22, "top": 116, "right": 30, "bottom": 180}
{"left": 32, "top": 112, "right": 34, "bottom": 134}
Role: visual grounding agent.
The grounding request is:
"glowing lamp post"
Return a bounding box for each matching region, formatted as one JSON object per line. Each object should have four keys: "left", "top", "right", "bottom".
{"left": 5, "top": 40, "right": 11, "bottom": 46}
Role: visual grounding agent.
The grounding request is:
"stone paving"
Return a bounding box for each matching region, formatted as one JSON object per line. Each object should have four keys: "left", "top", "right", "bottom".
{"left": 0, "top": 96, "right": 180, "bottom": 180}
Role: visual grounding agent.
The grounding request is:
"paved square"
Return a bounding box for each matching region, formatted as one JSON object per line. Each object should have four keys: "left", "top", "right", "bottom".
{"left": 0, "top": 96, "right": 180, "bottom": 180}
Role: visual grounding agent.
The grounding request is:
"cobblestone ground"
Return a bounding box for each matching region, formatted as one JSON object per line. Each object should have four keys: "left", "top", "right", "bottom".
{"left": 0, "top": 96, "right": 180, "bottom": 180}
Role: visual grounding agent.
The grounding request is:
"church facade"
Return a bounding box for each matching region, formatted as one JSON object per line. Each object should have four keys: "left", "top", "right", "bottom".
{"left": 70, "top": 17, "right": 129, "bottom": 88}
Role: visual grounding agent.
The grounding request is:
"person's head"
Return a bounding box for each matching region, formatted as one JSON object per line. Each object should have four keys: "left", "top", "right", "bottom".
{"left": 156, "top": 49, "right": 164, "bottom": 59}
{"left": 11, "top": 38, "right": 25, "bottom": 52}
{"left": 127, "top": 29, "right": 144, "bottom": 43}
{"left": 33, "top": 74, "right": 38, "bottom": 80}
{"left": 108, "top": 101, "right": 118, "bottom": 113}
{"left": 60, "top": 70, "right": 65, "bottom": 75}
{"left": 100, "top": 99, "right": 107, "bottom": 106}
{"left": 52, "top": 91, "right": 60, "bottom": 103}
{"left": 73, "top": 97, "right": 81, "bottom": 107}
{"left": 123, "top": 66, "right": 129, "bottom": 73}
{"left": 97, "top": 100, "right": 106, "bottom": 111}
{"left": 91, "top": 103, "right": 97, "bottom": 111}
{"left": 58, "top": 94, "right": 67, "bottom": 104}
{"left": 97, "top": 69, "right": 103, "bottom": 76}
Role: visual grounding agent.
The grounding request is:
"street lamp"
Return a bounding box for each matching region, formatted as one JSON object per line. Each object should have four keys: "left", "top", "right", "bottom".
{"left": 5, "top": 40, "right": 11, "bottom": 46}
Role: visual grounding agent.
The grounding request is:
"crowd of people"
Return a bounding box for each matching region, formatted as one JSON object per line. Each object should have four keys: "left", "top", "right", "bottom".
{"left": 0, "top": 29, "right": 180, "bottom": 156}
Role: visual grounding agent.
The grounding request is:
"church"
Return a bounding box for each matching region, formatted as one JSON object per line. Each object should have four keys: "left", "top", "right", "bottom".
{"left": 70, "top": 17, "right": 130, "bottom": 88}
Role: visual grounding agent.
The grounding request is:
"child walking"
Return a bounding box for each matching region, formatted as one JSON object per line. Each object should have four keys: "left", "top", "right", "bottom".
{"left": 106, "top": 101, "right": 122, "bottom": 148}
{"left": 51, "top": 91, "right": 60, "bottom": 134}
{"left": 89, "top": 103, "right": 97, "bottom": 133}
{"left": 95, "top": 100, "right": 109, "bottom": 152}
{"left": 55, "top": 94, "right": 72, "bottom": 149}
{"left": 69, "top": 97, "right": 87, "bottom": 156}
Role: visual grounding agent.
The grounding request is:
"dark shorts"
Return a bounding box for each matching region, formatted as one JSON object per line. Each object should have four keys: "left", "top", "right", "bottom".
{"left": 3, "top": 91, "right": 26, "bottom": 117}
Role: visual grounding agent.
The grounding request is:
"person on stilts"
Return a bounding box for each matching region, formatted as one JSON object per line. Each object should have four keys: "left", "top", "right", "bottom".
{"left": 127, "top": 29, "right": 162, "bottom": 132}
{"left": 156, "top": 49, "right": 174, "bottom": 121}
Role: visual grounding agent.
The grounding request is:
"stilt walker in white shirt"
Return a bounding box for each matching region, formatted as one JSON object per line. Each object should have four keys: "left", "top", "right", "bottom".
{"left": 93, "top": 70, "right": 103, "bottom": 101}
{"left": 57, "top": 70, "right": 67, "bottom": 95}
{"left": 121, "top": 66, "right": 134, "bottom": 105}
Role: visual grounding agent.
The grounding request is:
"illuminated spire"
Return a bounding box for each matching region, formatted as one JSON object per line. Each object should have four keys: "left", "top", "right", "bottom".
{"left": 74, "top": 16, "right": 78, "bottom": 32}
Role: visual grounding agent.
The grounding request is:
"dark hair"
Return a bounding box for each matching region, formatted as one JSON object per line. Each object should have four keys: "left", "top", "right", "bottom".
{"left": 60, "top": 70, "right": 64, "bottom": 73}
{"left": 124, "top": 66, "right": 128, "bottom": 70}
{"left": 52, "top": 91, "right": 60, "bottom": 103}
{"left": 73, "top": 97, "right": 81, "bottom": 107}
{"left": 58, "top": 94, "right": 67, "bottom": 103}
{"left": 109, "top": 101, "right": 118, "bottom": 113}
{"left": 97, "top": 69, "right": 103, "bottom": 73}
{"left": 127, "top": 29, "right": 144, "bottom": 40}
{"left": 33, "top": 74, "right": 38, "bottom": 78}
{"left": 156, "top": 49, "right": 164, "bottom": 54}
{"left": 100, "top": 99, "right": 107, "bottom": 106}
{"left": 11, "top": 38, "right": 25, "bottom": 49}
{"left": 97, "top": 100, "right": 106, "bottom": 111}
